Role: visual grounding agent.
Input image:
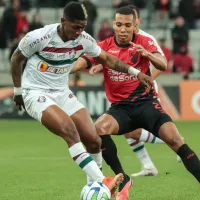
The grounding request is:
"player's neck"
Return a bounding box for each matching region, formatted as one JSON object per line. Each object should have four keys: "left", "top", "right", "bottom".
{"left": 57, "top": 25, "right": 69, "bottom": 42}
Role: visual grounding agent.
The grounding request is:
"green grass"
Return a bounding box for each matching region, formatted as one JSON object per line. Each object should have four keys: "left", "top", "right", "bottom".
{"left": 0, "top": 120, "right": 200, "bottom": 200}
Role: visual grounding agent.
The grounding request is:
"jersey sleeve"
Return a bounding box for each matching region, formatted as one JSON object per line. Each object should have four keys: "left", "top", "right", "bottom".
{"left": 83, "top": 34, "right": 101, "bottom": 57}
{"left": 143, "top": 37, "right": 159, "bottom": 54}
{"left": 82, "top": 40, "right": 107, "bottom": 68}
{"left": 18, "top": 29, "right": 46, "bottom": 58}
{"left": 149, "top": 36, "right": 164, "bottom": 56}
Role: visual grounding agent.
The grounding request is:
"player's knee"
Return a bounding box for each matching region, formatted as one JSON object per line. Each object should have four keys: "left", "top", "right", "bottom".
{"left": 166, "top": 134, "right": 184, "bottom": 152}
{"left": 86, "top": 136, "right": 101, "bottom": 152}
{"left": 95, "top": 121, "right": 109, "bottom": 136}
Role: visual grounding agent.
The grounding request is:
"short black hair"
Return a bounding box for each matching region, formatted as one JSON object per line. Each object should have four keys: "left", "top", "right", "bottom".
{"left": 63, "top": 2, "right": 88, "bottom": 21}
{"left": 115, "top": 6, "right": 136, "bottom": 20}
{"left": 128, "top": 5, "right": 140, "bottom": 18}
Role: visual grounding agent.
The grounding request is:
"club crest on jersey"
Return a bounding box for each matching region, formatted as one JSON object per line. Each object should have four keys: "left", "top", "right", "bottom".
{"left": 129, "top": 52, "right": 139, "bottom": 64}
{"left": 69, "top": 49, "right": 76, "bottom": 60}
{"left": 37, "top": 96, "right": 46, "bottom": 103}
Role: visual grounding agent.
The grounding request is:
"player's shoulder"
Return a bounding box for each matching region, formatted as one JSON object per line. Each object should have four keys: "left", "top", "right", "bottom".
{"left": 138, "top": 29, "right": 157, "bottom": 41}
{"left": 80, "top": 31, "right": 96, "bottom": 43}
{"left": 135, "top": 33, "right": 157, "bottom": 47}
{"left": 24, "top": 23, "right": 58, "bottom": 47}
{"left": 97, "top": 36, "right": 114, "bottom": 50}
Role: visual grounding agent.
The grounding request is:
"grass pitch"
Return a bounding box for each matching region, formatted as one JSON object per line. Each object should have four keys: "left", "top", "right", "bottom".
{"left": 0, "top": 120, "right": 200, "bottom": 200}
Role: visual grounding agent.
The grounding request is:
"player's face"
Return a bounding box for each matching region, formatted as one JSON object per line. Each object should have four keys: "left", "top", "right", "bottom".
{"left": 113, "top": 14, "right": 137, "bottom": 44}
{"left": 61, "top": 17, "right": 87, "bottom": 40}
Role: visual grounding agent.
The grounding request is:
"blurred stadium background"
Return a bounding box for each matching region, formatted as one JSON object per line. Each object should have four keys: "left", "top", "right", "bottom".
{"left": 0, "top": 0, "right": 200, "bottom": 199}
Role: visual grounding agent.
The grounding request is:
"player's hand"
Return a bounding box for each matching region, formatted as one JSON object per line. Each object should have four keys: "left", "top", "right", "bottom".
{"left": 13, "top": 95, "right": 25, "bottom": 111}
{"left": 130, "top": 42, "right": 149, "bottom": 57}
{"left": 137, "top": 72, "right": 153, "bottom": 92}
{"left": 89, "top": 64, "right": 103, "bottom": 76}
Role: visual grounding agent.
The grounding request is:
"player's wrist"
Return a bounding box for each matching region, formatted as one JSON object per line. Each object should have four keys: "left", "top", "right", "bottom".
{"left": 128, "top": 67, "right": 140, "bottom": 77}
{"left": 14, "top": 87, "right": 22, "bottom": 95}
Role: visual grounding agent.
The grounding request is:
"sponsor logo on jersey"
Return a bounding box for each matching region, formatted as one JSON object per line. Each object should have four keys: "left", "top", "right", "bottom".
{"left": 108, "top": 69, "right": 137, "bottom": 82}
{"left": 44, "top": 53, "right": 55, "bottom": 58}
{"left": 38, "top": 61, "right": 71, "bottom": 74}
{"left": 37, "top": 96, "right": 46, "bottom": 103}
{"left": 30, "top": 34, "right": 51, "bottom": 48}
{"left": 148, "top": 40, "right": 155, "bottom": 46}
{"left": 108, "top": 49, "right": 120, "bottom": 54}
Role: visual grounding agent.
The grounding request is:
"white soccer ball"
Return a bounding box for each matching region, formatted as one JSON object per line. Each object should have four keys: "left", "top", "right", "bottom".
{"left": 80, "top": 181, "right": 111, "bottom": 200}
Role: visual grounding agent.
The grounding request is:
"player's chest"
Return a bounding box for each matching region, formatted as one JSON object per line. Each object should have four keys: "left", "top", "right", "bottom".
{"left": 106, "top": 47, "right": 143, "bottom": 67}
{"left": 39, "top": 38, "right": 84, "bottom": 62}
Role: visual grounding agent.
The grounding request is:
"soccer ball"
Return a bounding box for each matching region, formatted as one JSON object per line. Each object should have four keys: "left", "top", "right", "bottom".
{"left": 80, "top": 181, "right": 111, "bottom": 200}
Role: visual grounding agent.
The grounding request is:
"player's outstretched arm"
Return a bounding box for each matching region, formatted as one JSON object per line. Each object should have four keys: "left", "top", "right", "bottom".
{"left": 151, "top": 68, "right": 162, "bottom": 80}
{"left": 70, "top": 57, "right": 88, "bottom": 73}
{"left": 11, "top": 48, "right": 26, "bottom": 111}
{"left": 95, "top": 50, "right": 153, "bottom": 88}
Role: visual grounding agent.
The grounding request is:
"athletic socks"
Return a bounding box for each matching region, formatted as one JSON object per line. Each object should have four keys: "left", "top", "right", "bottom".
{"left": 101, "top": 135, "right": 126, "bottom": 176}
{"left": 140, "top": 129, "right": 164, "bottom": 144}
{"left": 87, "top": 152, "right": 103, "bottom": 183}
{"left": 127, "top": 139, "right": 155, "bottom": 169}
{"left": 69, "top": 142, "right": 104, "bottom": 182}
{"left": 177, "top": 144, "right": 200, "bottom": 183}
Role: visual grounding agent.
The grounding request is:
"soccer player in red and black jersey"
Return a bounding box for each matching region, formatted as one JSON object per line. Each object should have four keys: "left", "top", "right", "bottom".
{"left": 72, "top": 6, "right": 200, "bottom": 200}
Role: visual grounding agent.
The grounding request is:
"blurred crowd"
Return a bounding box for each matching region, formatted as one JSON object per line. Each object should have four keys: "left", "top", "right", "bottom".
{"left": 0, "top": 0, "right": 199, "bottom": 84}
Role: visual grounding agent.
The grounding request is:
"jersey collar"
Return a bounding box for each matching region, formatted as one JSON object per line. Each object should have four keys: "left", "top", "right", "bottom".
{"left": 114, "top": 34, "right": 135, "bottom": 48}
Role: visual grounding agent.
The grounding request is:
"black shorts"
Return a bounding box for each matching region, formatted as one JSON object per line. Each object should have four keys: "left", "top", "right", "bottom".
{"left": 106, "top": 99, "right": 173, "bottom": 137}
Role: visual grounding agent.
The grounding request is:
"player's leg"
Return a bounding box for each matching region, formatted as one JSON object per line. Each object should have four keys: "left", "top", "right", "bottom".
{"left": 23, "top": 91, "right": 104, "bottom": 183}
{"left": 59, "top": 91, "right": 123, "bottom": 191}
{"left": 125, "top": 135, "right": 158, "bottom": 177}
{"left": 158, "top": 122, "right": 200, "bottom": 182}
{"left": 143, "top": 99, "right": 200, "bottom": 183}
{"left": 95, "top": 109, "right": 134, "bottom": 199}
{"left": 70, "top": 108, "right": 103, "bottom": 183}
{"left": 125, "top": 128, "right": 164, "bottom": 144}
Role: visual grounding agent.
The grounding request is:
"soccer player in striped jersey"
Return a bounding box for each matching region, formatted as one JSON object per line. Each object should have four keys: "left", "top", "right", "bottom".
{"left": 10, "top": 2, "right": 153, "bottom": 196}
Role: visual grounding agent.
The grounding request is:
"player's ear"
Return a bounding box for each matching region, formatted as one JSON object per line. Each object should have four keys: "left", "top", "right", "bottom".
{"left": 112, "top": 21, "right": 115, "bottom": 29}
{"left": 61, "top": 17, "right": 66, "bottom": 25}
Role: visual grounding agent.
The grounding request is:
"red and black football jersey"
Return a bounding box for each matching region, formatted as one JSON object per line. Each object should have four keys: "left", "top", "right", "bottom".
{"left": 85, "top": 34, "right": 160, "bottom": 104}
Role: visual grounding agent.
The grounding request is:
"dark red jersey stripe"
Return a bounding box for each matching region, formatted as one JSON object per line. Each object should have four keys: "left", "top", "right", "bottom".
{"left": 42, "top": 45, "right": 83, "bottom": 53}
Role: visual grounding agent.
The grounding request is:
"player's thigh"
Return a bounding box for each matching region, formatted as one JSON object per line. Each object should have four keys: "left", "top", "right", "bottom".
{"left": 141, "top": 99, "right": 173, "bottom": 137}
{"left": 22, "top": 90, "right": 79, "bottom": 143}
{"left": 70, "top": 108, "right": 101, "bottom": 147}
{"left": 42, "top": 105, "right": 80, "bottom": 144}
{"left": 95, "top": 105, "right": 133, "bottom": 136}
{"left": 124, "top": 128, "right": 142, "bottom": 140}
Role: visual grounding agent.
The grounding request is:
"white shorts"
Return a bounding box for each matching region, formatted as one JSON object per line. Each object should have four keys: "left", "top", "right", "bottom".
{"left": 22, "top": 89, "right": 84, "bottom": 122}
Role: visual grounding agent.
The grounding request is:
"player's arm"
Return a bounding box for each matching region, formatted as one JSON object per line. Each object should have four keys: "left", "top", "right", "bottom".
{"left": 11, "top": 48, "right": 26, "bottom": 111}
{"left": 70, "top": 57, "right": 89, "bottom": 73}
{"left": 11, "top": 30, "right": 44, "bottom": 110}
{"left": 151, "top": 68, "right": 162, "bottom": 80}
{"left": 95, "top": 49, "right": 153, "bottom": 88}
{"left": 146, "top": 52, "right": 167, "bottom": 71}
